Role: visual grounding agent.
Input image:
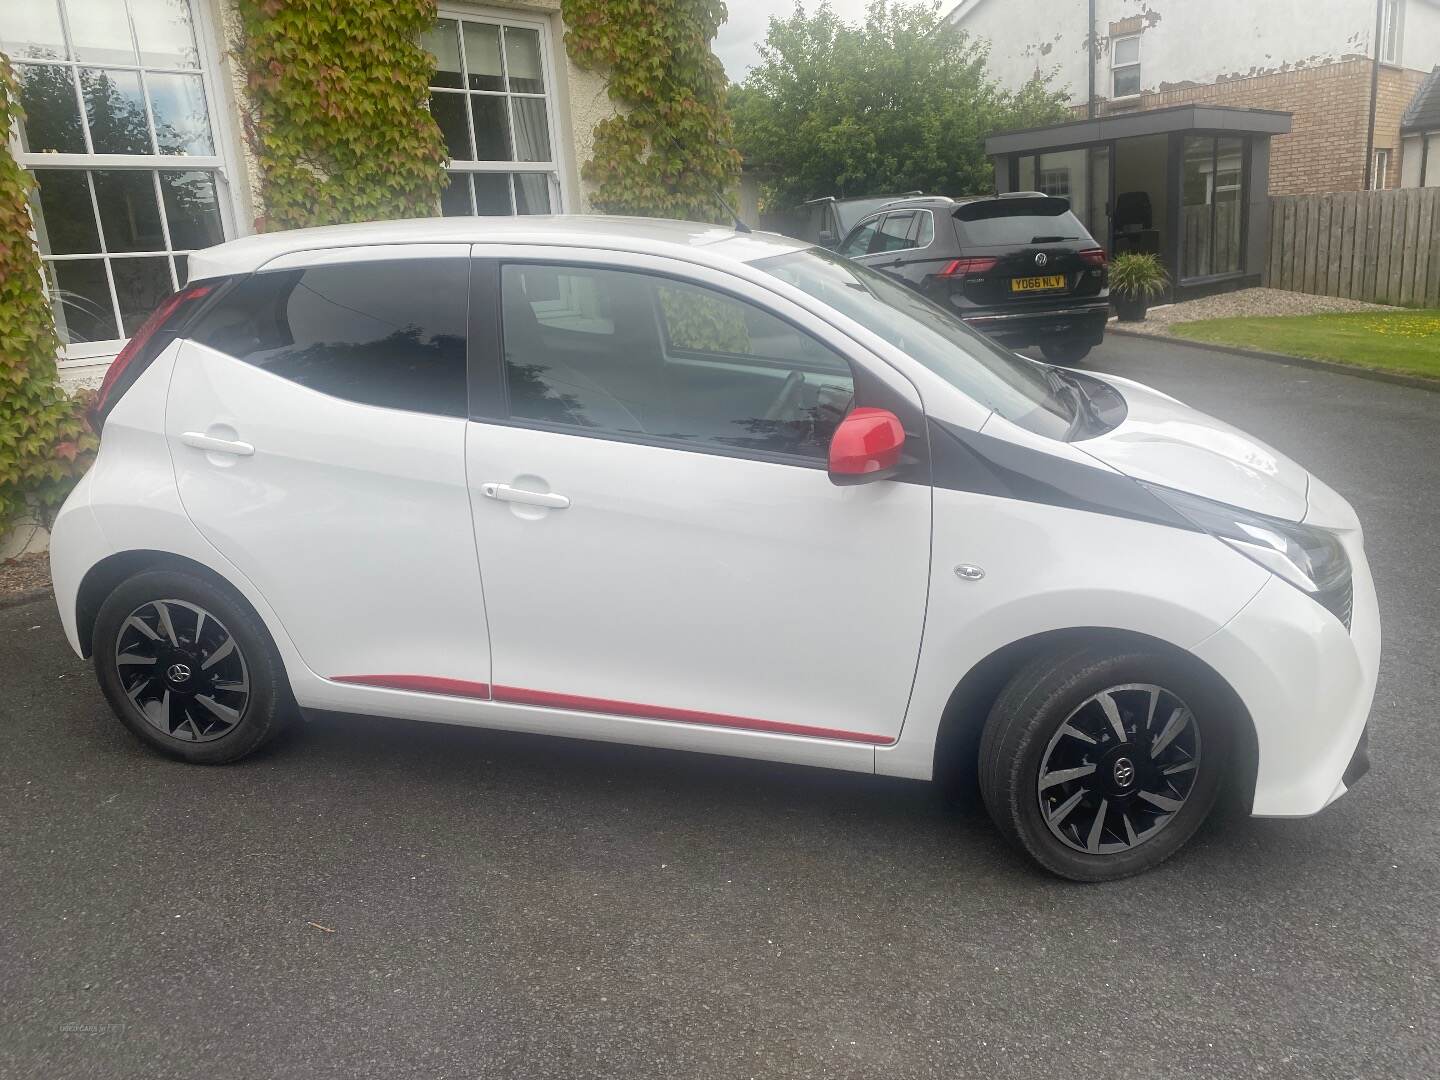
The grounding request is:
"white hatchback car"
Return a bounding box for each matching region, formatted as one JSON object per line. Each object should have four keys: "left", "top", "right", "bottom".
{"left": 51, "top": 217, "right": 1378, "bottom": 880}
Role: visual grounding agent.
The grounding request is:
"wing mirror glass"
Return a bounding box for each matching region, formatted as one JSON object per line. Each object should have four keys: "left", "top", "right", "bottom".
{"left": 828, "top": 408, "right": 905, "bottom": 484}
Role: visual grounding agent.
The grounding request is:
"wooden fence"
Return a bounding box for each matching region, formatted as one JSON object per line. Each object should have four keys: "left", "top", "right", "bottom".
{"left": 1265, "top": 187, "right": 1440, "bottom": 308}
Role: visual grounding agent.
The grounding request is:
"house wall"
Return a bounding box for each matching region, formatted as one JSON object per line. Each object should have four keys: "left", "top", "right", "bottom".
{"left": 951, "top": 0, "right": 1440, "bottom": 194}
{"left": 950, "top": 0, "right": 1440, "bottom": 101}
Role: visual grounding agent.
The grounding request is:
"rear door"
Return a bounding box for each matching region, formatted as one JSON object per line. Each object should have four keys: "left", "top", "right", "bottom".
{"left": 166, "top": 246, "right": 492, "bottom": 688}
{"left": 951, "top": 197, "right": 1105, "bottom": 309}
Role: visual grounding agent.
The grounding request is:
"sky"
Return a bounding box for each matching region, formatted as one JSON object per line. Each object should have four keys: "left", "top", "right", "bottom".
{"left": 713, "top": 0, "right": 932, "bottom": 84}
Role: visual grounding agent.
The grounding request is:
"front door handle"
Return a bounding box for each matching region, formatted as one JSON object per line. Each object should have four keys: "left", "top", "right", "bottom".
{"left": 180, "top": 431, "right": 255, "bottom": 457}
{"left": 481, "top": 482, "right": 570, "bottom": 509}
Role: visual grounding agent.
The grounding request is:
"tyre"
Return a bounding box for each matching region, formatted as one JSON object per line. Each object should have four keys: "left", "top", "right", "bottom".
{"left": 1040, "top": 339, "right": 1094, "bottom": 366}
{"left": 978, "top": 646, "right": 1230, "bottom": 881}
{"left": 93, "top": 568, "right": 292, "bottom": 764}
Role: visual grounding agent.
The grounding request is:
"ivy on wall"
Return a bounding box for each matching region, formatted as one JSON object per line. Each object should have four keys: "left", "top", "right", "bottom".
{"left": 0, "top": 55, "right": 95, "bottom": 537}
{"left": 561, "top": 0, "right": 741, "bottom": 223}
{"left": 234, "top": 0, "right": 448, "bottom": 230}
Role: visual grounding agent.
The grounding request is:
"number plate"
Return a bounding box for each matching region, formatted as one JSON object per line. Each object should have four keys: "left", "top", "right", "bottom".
{"left": 1010, "top": 274, "right": 1067, "bottom": 292}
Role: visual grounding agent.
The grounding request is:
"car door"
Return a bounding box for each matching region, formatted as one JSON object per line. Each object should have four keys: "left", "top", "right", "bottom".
{"left": 463, "top": 251, "right": 931, "bottom": 747}
{"left": 165, "top": 246, "right": 493, "bottom": 688}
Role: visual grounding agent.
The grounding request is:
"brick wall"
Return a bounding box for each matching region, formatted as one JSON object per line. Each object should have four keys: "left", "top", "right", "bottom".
{"left": 1075, "top": 61, "right": 1428, "bottom": 194}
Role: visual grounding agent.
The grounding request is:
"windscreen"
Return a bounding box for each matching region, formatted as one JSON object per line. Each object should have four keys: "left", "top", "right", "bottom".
{"left": 754, "top": 247, "right": 1074, "bottom": 440}
{"left": 954, "top": 197, "right": 1092, "bottom": 247}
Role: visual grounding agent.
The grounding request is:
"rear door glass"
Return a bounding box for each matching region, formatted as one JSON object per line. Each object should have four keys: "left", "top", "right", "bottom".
{"left": 837, "top": 217, "right": 881, "bottom": 257}
{"left": 189, "top": 258, "right": 469, "bottom": 417}
{"left": 872, "top": 212, "right": 918, "bottom": 253}
{"left": 954, "top": 198, "right": 1092, "bottom": 247}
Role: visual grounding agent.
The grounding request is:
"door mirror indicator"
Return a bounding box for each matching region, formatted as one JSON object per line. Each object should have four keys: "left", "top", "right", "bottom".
{"left": 828, "top": 408, "right": 906, "bottom": 484}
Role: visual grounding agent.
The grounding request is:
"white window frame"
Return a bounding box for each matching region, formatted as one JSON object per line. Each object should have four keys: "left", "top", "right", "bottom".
{"left": 1372, "top": 148, "right": 1392, "bottom": 189}
{"left": 432, "top": 4, "right": 573, "bottom": 215}
{"left": 4, "top": 0, "right": 248, "bottom": 367}
{"left": 1038, "top": 167, "right": 1071, "bottom": 198}
{"left": 1380, "top": 0, "right": 1404, "bottom": 66}
{"left": 1111, "top": 34, "right": 1141, "bottom": 100}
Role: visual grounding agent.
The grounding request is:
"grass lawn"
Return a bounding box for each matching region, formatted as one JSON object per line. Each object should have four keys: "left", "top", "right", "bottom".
{"left": 1169, "top": 309, "right": 1440, "bottom": 379}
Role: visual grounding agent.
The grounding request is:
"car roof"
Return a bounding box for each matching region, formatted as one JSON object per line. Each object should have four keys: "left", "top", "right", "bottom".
{"left": 186, "top": 215, "right": 810, "bottom": 280}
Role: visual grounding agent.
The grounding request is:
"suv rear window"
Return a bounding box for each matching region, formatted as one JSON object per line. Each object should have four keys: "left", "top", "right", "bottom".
{"left": 953, "top": 197, "right": 1091, "bottom": 247}
{"left": 188, "top": 258, "right": 469, "bottom": 418}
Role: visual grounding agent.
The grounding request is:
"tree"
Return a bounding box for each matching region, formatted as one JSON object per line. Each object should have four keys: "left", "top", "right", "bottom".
{"left": 730, "top": 0, "right": 1070, "bottom": 210}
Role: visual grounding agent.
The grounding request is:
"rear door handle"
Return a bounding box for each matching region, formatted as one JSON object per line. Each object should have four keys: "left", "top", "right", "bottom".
{"left": 180, "top": 432, "right": 255, "bottom": 457}
{"left": 481, "top": 482, "right": 570, "bottom": 509}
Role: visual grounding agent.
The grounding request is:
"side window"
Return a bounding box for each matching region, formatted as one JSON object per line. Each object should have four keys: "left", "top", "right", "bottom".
{"left": 190, "top": 258, "right": 469, "bottom": 417}
{"left": 837, "top": 217, "right": 880, "bottom": 257}
{"left": 872, "top": 211, "right": 918, "bottom": 253}
{"left": 915, "top": 211, "right": 934, "bottom": 248}
{"left": 500, "top": 264, "right": 854, "bottom": 461}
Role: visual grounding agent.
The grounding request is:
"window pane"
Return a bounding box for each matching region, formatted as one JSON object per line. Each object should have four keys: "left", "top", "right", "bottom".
{"left": 14, "top": 64, "right": 86, "bottom": 153}
{"left": 112, "top": 256, "right": 174, "bottom": 335}
{"left": 32, "top": 170, "right": 100, "bottom": 255}
{"left": 463, "top": 21, "right": 504, "bottom": 91}
{"left": 510, "top": 97, "right": 551, "bottom": 162}
{"left": 174, "top": 252, "right": 189, "bottom": 285}
{"left": 421, "top": 19, "right": 463, "bottom": 89}
{"left": 1113, "top": 66, "right": 1140, "bottom": 97}
{"left": 47, "top": 259, "right": 117, "bottom": 342}
{"left": 82, "top": 68, "right": 152, "bottom": 154}
{"left": 190, "top": 260, "right": 470, "bottom": 417}
{"left": 504, "top": 27, "right": 544, "bottom": 94}
{"left": 473, "top": 172, "right": 511, "bottom": 214}
{"left": 1113, "top": 37, "right": 1140, "bottom": 65}
{"left": 1, "top": 0, "right": 69, "bottom": 60}
{"left": 130, "top": 0, "right": 199, "bottom": 68}
{"left": 837, "top": 219, "right": 879, "bottom": 257}
{"left": 93, "top": 170, "right": 164, "bottom": 251}
{"left": 501, "top": 264, "right": 852, "bottom": 459}
{"left": 65, "top": 0, "right": 138, "bottom": 65}
{"left": 471, "top": 95, "right": 512, "bottom": 160}
{"left": 1215, "top": 137, "right": 1244, "bottom": 275}
{"left": 513, "top": 173, "right": 550, "bottom": 214}
{"left": 429, "top": 92, "right": 473, "bottom": 160}
{"left": 159, "top": 170, "right": 222, "bottom": 249}
{"left": 148, "top": 73, "right": 213, "bottom": 155}
{"left": 440, "top": 173, "right": 473, "bottom": 216}
{"left": 1181, "top": 136, "right": 1214, "bottom": 279}
{"left": 873, "top": 212, "right": 916, "bottom": 252}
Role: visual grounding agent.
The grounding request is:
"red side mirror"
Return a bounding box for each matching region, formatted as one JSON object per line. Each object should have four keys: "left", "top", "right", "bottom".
{"left": 828, "top": 407, "right": 906, "bottom": 483}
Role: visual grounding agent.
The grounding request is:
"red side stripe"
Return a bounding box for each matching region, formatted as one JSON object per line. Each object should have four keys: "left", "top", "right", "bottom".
{"left": 332, "top": 674, "right": 492, "bottom": 698}
{"left": 329, "top": 675, "right": 893, "bottom": 745}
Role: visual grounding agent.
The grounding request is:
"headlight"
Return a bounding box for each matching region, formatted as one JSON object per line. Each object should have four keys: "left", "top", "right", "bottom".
{"left": 1142, "top": 482, "right": 1352, "bottom": 628}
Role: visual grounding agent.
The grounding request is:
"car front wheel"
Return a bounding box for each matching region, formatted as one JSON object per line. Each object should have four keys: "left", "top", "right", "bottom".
{"left": 979, "top": 646, "right": 1229, "bottom": 881}
{"left": 93, "top": 568, "right": 292, "bottom": 764}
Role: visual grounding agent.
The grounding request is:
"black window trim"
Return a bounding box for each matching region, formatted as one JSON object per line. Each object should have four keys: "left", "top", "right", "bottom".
{"left": 466, "top": 254, "right": 922, "bottom": 473}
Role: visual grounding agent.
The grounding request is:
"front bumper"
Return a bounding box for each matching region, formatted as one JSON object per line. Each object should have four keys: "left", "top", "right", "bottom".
{"left": 958, "top": 302, "right": 1110, "bottom": 346}
{"left": 1191, "top": 527, "right": 1380, "bottom": 817}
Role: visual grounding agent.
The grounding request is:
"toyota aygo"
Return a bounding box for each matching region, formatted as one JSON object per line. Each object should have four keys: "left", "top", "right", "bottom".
{"left": 50, "top": 217, "right": 1379, "bottom": 880}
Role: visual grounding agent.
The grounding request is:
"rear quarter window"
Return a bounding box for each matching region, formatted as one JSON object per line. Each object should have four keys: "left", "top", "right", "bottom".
{"left": 954, "top": 198, "right": 1092, "bottom": 248}
{"left": 188, "top": 258, "right": 469, "bottom": 417}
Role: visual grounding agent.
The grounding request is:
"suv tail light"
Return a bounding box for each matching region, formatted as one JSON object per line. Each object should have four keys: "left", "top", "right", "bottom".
{"left": 1078, "top": 248, "right": 1108, "bottom": 267}
{"left": 938, "top": 256, "right": 998, "bottom": 278}
{"left": 92, "top": 281, "right": 215, "bottom": 432}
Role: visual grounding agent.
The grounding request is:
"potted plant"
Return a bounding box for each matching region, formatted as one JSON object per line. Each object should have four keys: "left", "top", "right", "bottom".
{"left": 1108, "top": 252, "right": 1169, "bottom": 322}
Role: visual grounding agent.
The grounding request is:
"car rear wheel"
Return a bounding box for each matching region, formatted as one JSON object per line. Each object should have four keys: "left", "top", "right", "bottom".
{"left": 93, "top": 569, "right": 292, "bottom": 764}
{"left": 979, "top": 646, "right": 1229, "bottom": 881}
{"left": 1040, "top": 339, "right": 1093, "bottom": 366}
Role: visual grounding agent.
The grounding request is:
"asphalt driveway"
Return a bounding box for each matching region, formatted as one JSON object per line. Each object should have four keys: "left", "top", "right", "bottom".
{"left": 2, "top": 335, "right": 1437, "bottom": 1079}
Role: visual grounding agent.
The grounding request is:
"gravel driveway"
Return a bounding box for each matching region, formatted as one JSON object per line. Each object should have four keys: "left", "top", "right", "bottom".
{"left": 1121, "top": 286, "right": 1396, "bottom": 337}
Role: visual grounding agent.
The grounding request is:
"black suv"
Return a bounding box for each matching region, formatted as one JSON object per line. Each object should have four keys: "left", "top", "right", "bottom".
{"left": 774, "top": 193, "right": 927, "bottom": 249}
{"left": 836, "top": 193, "right": 1110, "bottom": 364}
